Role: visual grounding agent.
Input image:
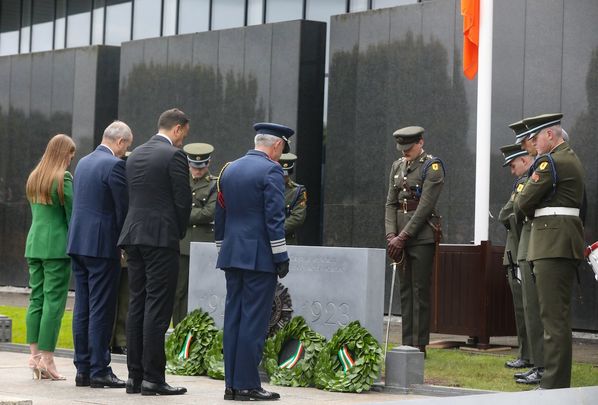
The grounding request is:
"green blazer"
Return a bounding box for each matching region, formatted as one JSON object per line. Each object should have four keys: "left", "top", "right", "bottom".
{"left": 25, "top": 171, "right": 73, "bottom": 259}
{"left": 179, "top": 172, "right": 217, "bottom": 255}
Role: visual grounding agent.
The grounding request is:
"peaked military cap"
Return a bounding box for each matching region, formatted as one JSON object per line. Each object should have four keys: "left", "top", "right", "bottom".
{"left": 510, "top": 120, "right": 535, "bottom": 145}
{"left": 500, "top": 143, "right": 528, "bottom": 167}
{"left": 523, "top": 113, "right": 563, "bottom": 140}
{"left": 279, "top": 153, "right": 297, "bottom": 175}
{"left": 183, "top": 142, "right": 214, "bottom": 168}
{"left": 393, "top": 126, "right": 424, "bottom": 151}
{"left": 254, "top": 122, "right": 294, "bottom": 153}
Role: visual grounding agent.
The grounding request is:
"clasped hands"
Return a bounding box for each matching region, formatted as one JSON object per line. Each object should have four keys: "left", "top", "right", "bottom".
{"left": 386, "top": 231, "right": 410, "bottom": 262}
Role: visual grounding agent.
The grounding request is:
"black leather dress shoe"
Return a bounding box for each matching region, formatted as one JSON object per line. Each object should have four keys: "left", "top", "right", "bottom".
{"left": 90, "top": 372, "right": 126, "bottom": 388}
{"left": 514, "top": 367, "right": 535, "bottom": 379}
{"left": 75, "top": 373, "right": 90, "bottom": 387}
{"left": 140, "top": 380, "right": 187, "bottom": 396}
{"left": 126, "top": 378, "right": 142, "bottom": 394}
{"left": 224, "top": 387, "right": 235, "bottom": 400}
{"left": 515, "top": 367, "right": 544, "bottom": 384}
{"left": 235, "top": 388, "right": 280, "bottom": 401}
{"left": 505, "top": 358, "right": 532, "bottom": 369}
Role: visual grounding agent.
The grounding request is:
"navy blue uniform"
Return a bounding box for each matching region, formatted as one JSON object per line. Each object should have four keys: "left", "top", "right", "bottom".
{"left": 215, "top": 149, "right": 288, "bottom": 390}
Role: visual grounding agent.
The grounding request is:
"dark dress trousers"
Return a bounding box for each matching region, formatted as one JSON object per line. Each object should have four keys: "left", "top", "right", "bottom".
{"left": 67, "top": 145, "right": 128, "bottom": 379}
{"left": 215, "top": 150, "right": 288, "bottom": 390}
{"left": 118, "top": 135, "right": 192, "bottom": 384}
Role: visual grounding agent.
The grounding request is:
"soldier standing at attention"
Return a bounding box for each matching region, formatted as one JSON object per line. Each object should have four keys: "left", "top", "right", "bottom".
{"left": 279, "top": 153, "right": 307, "bottom": 245}
{"left": 385, "top": 126, "right": 444, "bottom": 356}
{"left": 497, "top": 143, "right": 533, "bottom": 373}
{"left": 173, "top": 143, "right": 217, "bottom": 327}
{"left": 511, "top": 120, "right": 545, "bottom": 385}
{"left": 514, "top": 113, "right": 585, "bottom": 389}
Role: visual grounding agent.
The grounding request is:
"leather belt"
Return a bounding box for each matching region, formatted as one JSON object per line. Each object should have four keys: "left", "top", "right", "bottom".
{"left": 534, "top": 207, "right": 580, "bottom": 217}
{"left": 399, "top": 199, "right": 419, "bottom": 213}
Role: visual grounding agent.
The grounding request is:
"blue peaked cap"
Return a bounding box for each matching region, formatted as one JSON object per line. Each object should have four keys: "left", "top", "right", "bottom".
{"left": 253, "top": 122, "right": 294, "bottom": 153}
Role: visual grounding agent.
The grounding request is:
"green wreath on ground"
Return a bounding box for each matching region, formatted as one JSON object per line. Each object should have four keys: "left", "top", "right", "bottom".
{"left": 165, "top": 308, "right": 218, "bottom": 376}
{"left": 313, "top": 320, "right": 383, "bottom": 393}
{"left": 263, "top": 316, "right": 326, "bottom": 387}
{"left": 204, "top": 329, "right": 225, "bottom": 380}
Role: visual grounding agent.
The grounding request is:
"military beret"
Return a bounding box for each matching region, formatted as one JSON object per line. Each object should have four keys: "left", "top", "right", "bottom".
{"left": 183, "top": 142, "right": 214, "bottom": 168}
{"left": 279, "top": 153, "right": 297, "bottom": 175}
{"left": 254, "top": 122, "right": 294, "bottom": 153}
{"left": 509, "top": 120, "right": 535, "bottom": 145}
{"left": 393, "top": 126, "right": 424, "bottom": 151}
{"left": 500, "top": 143, "right": 528, "bottom": 167}
{"left": 523, "top": 113, "right": 563, "bottom": 140}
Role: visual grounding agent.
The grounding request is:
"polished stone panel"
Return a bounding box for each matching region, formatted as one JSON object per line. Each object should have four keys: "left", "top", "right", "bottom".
{"left": 0, "top": 47, "right": 121, "bottom": 287}
{"left": 189, "top": 242, "right": 385, "bottom": 342}
{"left": 119, "top": 20, "right": 326, "bottom": 245}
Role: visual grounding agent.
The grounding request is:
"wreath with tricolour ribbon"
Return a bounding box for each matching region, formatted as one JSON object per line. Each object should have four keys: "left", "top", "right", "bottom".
{"left": 263, "top": 316, "right": 326, "bottom": 387}
{"left": 165, "top": 308, "right": 218, "bottom": 375}
{"left": 313, "top": 320, "right": 383, "bottom": 393}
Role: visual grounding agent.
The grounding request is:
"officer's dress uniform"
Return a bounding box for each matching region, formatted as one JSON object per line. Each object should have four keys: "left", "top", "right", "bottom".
{"left": 215, "top": 149, "right": 288, "bottom": 392}
{"left": 514, "top": 114, "right": 585, "bottom": 389}
{"left": 284, "top": 179, "right": 306, "bottom": 245}
{"left": 385, "top": 133, "right": 444, "bottom": 348}
{"left": 174, "top": 171, "right": 217, "bottom": 326}
{"left": 498, "top": 143, "right": 530, "bottom": 369}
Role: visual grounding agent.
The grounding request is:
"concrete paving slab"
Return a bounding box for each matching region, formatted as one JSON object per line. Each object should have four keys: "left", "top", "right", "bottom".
{"left": 365, "top": 386, "right": 598, "bottom": 405}
{"left": 0, "top": 352, "right": 428, "bottom": 404}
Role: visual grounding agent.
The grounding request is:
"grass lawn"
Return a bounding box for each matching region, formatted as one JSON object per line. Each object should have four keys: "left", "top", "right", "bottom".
{"left": 424, "top": 348, "right": 598, "bottom": 391}
{"left": 0, "top": 305, "right": 74, "bottom": 350}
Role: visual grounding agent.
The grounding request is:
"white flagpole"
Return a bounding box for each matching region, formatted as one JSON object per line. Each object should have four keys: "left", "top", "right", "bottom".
{"left": 473, "top": 0, "right": 493, "bottom": 244}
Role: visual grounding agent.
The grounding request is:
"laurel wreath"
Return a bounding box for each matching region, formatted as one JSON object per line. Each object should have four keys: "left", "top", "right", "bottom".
{"left": 263, "top": 316, "right": 326, "bottom": 387}
{"left": 165, "top": 308, "right": 218, "bottom": 376}
{"left": 313, "top": 320, "right": 383, "bottom": 393}
{"left": 204, "top": 329, "right": 225, "bottom": 380}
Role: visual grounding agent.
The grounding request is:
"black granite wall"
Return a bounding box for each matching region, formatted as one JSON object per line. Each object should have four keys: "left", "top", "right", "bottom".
{"left": 118, "top": 20, "right": 326, "bottom": 246}
{"left": 324, "top": 0, "right": 598, "bottom": 329}
{"left": 0, "top": 46, "right": 120, "bottom": 287}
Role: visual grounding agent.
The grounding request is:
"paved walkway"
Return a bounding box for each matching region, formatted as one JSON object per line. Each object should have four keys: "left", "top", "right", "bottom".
{"left": 0, "top": 351, "right": 427, "bottom": 405}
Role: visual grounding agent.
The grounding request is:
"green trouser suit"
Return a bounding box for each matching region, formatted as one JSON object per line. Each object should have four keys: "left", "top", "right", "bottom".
{"left": 518, "top": 258, "right": 544, "bottom": 367}
{"left": 506, "top": 269, "right": 529, "bottom": 361}
{"left": 533, "top": 258, "right": 576, "bottom": 388}
{"left": 398, "top": 243, "right": 434, "bottom": 345}
{"left": 25, "top": 258, "right": 71, "bottom": 351}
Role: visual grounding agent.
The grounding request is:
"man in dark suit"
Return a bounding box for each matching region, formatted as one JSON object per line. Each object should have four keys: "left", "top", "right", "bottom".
{"left": 215, "top": 122, "right": 293, "bottom": 401}
{"left": 118, "top": 108, "right": 192, "bottom": 396}
{"left": 67, "top": 121, "right": 132, "bottom": 388}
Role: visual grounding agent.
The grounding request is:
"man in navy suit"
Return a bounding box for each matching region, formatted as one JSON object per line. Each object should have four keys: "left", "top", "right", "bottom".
{"left": 118, "top": 109, "right": 191, "bottom": 396}
{"left": 215, "top": 122, "right": 293, "bottom": 401}
{"left": 67, "top": 121, "right": 132, "bottom": 388}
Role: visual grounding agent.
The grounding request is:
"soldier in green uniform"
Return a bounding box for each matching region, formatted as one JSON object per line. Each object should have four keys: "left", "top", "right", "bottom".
{"left": 279, "top": 153, "right": 307, "bottom": 245}
{"left": 512, "top": 120, "right": 545, "bottom": 384}
{"left": 173, "top": 143, "right": 218, "bottom": 327}
{"left": 385, "top": 126, "right": 444, "bottom": 355}
{"left": 514, "top": 113, "right": 585, "bottom": 389}
{"left": 498, "top": 143, "right": 533, "bottom": 371}
{"left": 111, "top": 151, "right": 131, "bottom": 354}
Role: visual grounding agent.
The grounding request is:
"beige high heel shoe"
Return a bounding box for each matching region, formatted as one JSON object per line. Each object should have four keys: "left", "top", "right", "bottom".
{"left": 39, "top": 356, "right": 66, "bottom": 381}
{"left": 28, "top": 354, "right": 42, "bottom": 380}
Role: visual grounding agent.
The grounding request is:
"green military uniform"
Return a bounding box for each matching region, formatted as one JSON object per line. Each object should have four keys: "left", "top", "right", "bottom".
{"left": 497, "top": 143, "right": 530, "bottom": 368}
{"left": 510, "top": 121, "right": 545, "bottom": 383}
{"left": 110, "top": 251, "right": 129, "bottom": 352}
{"left": 514, "top": 113, "right": 585, "bottom": 389}
{"left": 280, "top": 153, "right": 307, "bottom": 245}
{"left": 385, "top": 126, "right": 444, "bottom": 348}
{"left": 173, "top": 143, "right": 217, "bottom": 327}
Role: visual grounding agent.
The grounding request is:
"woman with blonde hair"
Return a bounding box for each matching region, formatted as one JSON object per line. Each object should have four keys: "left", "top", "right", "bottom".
{"left": 25, "top": 134, "right": 76, "bottom": 380}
